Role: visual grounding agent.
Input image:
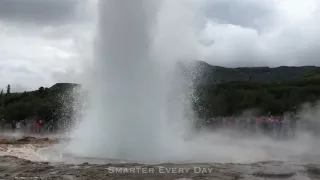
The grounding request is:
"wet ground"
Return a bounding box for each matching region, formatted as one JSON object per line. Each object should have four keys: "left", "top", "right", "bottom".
{"left": 0, "top": 135, "right": 320, "bottom": 180}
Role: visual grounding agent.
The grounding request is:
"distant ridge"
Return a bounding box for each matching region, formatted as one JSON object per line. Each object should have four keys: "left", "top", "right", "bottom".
{"left": 179, "top": 60, "right": 320, "bottom": 85}
{"left": 49, "top": 61, "right": 320, "bottom": 88}
{"left": 50, "top": 83, "right": 80, "bottom": 91}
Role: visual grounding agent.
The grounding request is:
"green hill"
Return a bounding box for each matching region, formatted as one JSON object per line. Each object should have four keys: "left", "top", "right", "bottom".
{"left": 0, "top": 83, "right": 80, "bottom": 128}
{"left": 1, "top": 61, "right": 320, "bottom": 124}
{"left": 184, "top": 61, "right": 320, "bottom": 84}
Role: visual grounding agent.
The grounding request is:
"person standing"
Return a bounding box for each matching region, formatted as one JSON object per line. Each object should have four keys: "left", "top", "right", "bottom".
{"left": 33, "top": 120, "right": 39, "bottom": 133}
{"left": 11, "top": 120, "right": 16, "bottom": 133}
{"left": 16, "top": 121, "right": 21, "bottom": 133}
{"left": 22, "top": 119, "right": 27, "bottom": 133}
{"left": 48, "top": 119, "right": 54, "bottom": 133}
{"left": 39, "top": 120, "right": 44, "bottom": 134}
{"left": 0, "top": 119, "right": 5, "bottom": 133}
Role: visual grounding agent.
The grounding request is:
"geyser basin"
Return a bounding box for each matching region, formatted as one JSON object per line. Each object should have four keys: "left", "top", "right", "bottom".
{"left": 61, "top": 0, "right": 320, "bottom": 164}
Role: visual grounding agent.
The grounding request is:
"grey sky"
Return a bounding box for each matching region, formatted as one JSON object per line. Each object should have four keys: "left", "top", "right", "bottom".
{"left": 0, "top": 0, "right": 81, "bottom": 25}
{"left": 205, "top": 0, "right": 276, "bottom": 30}
{"left": 0, "top": 0, "right": 320, "bottom": 91}
{"left": 0, "top": 0, "right": 94, "bottom": 91}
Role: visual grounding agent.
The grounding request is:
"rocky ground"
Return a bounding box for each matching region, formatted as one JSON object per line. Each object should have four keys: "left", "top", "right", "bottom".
{"left": 0, "top": 136, "right": 319, "bottom": 180}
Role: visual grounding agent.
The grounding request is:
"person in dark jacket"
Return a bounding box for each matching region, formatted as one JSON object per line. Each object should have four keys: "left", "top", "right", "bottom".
{"left": 11, "top": 120, "right": 16, "bottom": 133}
{"left": 0, "top": 119, "right": 5, "bottom": 132}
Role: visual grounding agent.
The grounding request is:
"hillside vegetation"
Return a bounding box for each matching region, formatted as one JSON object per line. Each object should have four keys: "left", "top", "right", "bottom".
{"left": 1, "top": 61, "right": 320, "bottom": 123}
{"left": 0, "top": 83, "right": 79, "bottom": 125}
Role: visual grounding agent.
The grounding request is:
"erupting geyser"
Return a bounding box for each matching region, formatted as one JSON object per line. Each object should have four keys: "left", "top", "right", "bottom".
{"left": 59, "top": 0, "right": 320, "bottom": 164}
{"left": 65, "top": 0, "right": 177, "bottom": 162}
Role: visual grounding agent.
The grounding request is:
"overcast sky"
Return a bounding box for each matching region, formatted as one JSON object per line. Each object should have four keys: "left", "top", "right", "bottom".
{"left": 1, "top": 0, "right": 320, "bottom": 91}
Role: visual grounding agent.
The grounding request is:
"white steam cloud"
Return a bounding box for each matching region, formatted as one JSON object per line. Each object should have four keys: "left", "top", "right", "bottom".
{"left": 52, "top": 0, "right": 320, "bottom": 165}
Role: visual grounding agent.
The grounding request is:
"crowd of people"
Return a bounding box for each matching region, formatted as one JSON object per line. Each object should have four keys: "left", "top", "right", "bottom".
{"left": 0, "top": 119, "right": 54, "bottom": 134}
{"left": 198, "top": 115, "right": 299, "bottom": 139}
{"left": 1, "top": 115, "right": 316, "bottom": 139}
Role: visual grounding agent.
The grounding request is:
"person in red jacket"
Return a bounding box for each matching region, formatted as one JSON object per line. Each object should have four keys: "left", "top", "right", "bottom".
{"left": 33, "top": 120, "right": 39, "bottom": 133}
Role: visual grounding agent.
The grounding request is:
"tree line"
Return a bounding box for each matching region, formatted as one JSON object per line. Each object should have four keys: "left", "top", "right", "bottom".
{"left": 0, "top": 83, "right": 79, "bottom": 128}
{"left": 193, "top": 78, "right": 320, "bottom": 118}
{"left": 1, "top": 74, "right": 320, "bottom": 124}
